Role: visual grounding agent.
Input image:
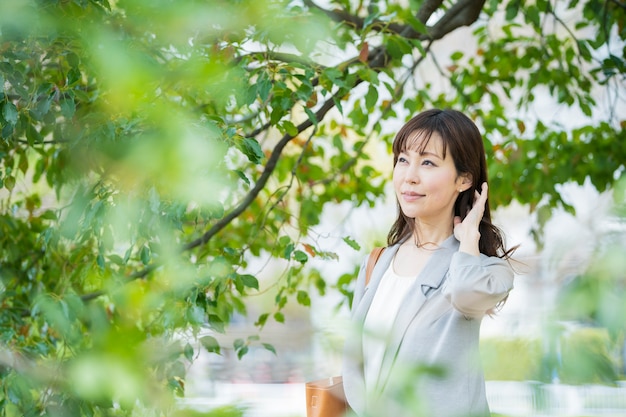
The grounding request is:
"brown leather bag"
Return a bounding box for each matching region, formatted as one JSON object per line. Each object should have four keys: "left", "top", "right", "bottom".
{"left": 305, "top": 376, "right": 348, "bottom": 417}
{"left": 365, "top": 246, "right": 385, "bottom": 286}
{"left": 304, "top": 247, "right": 385, "bottom": 417}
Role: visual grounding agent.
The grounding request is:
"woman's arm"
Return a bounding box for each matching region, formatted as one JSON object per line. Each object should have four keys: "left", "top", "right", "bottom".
{"left": 443, "top": 253, "right": 514, "bottom": 318}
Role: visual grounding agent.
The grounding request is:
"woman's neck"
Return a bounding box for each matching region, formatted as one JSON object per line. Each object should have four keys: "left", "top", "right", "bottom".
{"left": 411, "top": 220, "right": 453, "bottom": 247}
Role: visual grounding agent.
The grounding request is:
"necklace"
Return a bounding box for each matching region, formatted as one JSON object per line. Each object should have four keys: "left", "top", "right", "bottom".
{"left": 408, "top": 240, "right": 439, "bottom": 251}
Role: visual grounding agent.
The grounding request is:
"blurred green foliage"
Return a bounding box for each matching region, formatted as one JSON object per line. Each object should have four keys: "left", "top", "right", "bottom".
{"left": 0, "top": 0, "right": 624, "bottom": 415}
{"left": 482, "top": 328, "right": 624, "bottom": 384}
{"left": 559, "top": 328, "right": 620, "bottom": 385}
{"left": 484, "top": 178, "right": 626, "bottom": 386}
{"left": 174, "top": 406, "right": 244, "bottom": 417}
{"left": 482, "top": 337, "right": 543, "bottom": 381}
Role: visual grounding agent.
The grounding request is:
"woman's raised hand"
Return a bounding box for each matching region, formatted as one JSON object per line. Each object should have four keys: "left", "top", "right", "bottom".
{"left": 454, "top": 182, "right": 488, "bottom": 255}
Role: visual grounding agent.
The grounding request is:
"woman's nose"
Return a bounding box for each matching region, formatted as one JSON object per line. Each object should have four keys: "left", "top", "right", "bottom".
{"left": 405, "top": 164, "right": 419, "bottom": 184}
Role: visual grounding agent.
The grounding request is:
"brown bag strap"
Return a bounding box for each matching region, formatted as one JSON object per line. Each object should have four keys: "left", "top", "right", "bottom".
{"left": 365, "top": 247, "right": 385, "bottom": 286}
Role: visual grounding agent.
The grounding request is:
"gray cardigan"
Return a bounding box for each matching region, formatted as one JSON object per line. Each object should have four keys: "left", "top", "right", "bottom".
{"left": 342, "top": 236, "right": 514, "bottom": 417}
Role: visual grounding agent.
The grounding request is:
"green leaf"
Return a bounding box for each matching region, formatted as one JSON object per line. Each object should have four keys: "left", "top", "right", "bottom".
{"left": 239, "top": 137, "right": 264, "bottom": 164}
{"left": 236, "top": 345, "right": 249, "bottom": 360}
{"left": 525, "top": 5, "right": 540, "bottom": 27}
{"left": 18, "top": 152, "right": 28, "bottom": 174}
{"left": 386, "top": 35, "right": 412, "bottom": 59}
{"left": 1, "top": 123, "right": 13, "bottom": 138}
{"left": 67, "top": 68, "right": 81, "bottom": 85}
{"left": 208, "top": 314, "right": 226, "bottom": 333}
{"left": 255, "top": 313, "right": 269, "bottom": 327}
{"left": 342, "top": 236, "right": 361, "bottom": 251}
{"left": 365, "top": 85, "right": 379, "bottom": 111}
{"left": 296, "top": 290, "right": 310, "bottom": 306}
{"left": 450, "top": 51, "right": 464, "bottom": 61}
{"left": 363, "top": 11, "right": 380, "bottom": 28}
{"left": 274, "top": 312, "right": 285, "bottom": 323}
{"left": 282, "top": 120, "right": 298, "bottom": 136}
{"left": 199, "top": 335, "right": 221, "bottom": 354}
{"left": 183, "top": 343, "right": 194, "bottom": 361}
{"left": 505, "top": 2, "right": 520, "bottom": 20}
{"left": 60, "top": 98, "right": 76, "bottom": 119}
{"left": 40, "top": 210, "right": 57, "bottom": 220}
{"left": 293, "top": 250, "right": 308, "bottom": 263}
{"left": 240, "top": 274, "right": 259, "bottom": 290}
{"left": 256, "top": 72, "right": 272, "bottom": 102}
{"left": 3, "top": 176, "right": 16, "bottom": 191}
{"left": 321, "top": 67, "right": 347, "bottom": 89}
{"left": 25, "top": 123, "right": 42, "bottom": 144}
{"left": 234, "top": 169, "right": 250, "bottom": 185}
{"left": 404, "top": 14, "right": 428, "bottom": 35}
{"left": 2, "top": 102, "right": 18, "bottom": 125}
{"left": 140, "top": 245, "right": 151, "bottom": 265}
{"left": 233, "top": 338, "right": 245, "bottom": 350}
{"left": 304, "top": 107, "right": 317, "bottom": 125}
{"left": 262, "top": 343, "right": 277, "bottom": 355}
{"left": 283, "top": 242, "right": 295, "bottom": 259}
{"left": 108, "top": 254, "right": 125, "bottom": 265}
{"left": 333, "top": 96, "right": 344, "bottom": 114}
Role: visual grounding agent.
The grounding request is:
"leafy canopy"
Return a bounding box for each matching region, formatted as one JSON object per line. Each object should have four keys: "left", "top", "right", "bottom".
{"left": 0, "top": 0, "right": 624, "bottom": 415}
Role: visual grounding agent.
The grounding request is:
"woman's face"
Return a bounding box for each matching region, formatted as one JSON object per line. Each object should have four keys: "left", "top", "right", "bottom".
{"left": 393, "top": 131, "right": 469, "bottom": 226}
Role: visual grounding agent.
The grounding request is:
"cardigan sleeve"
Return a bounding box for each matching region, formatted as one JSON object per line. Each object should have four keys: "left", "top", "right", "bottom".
{"left": 442, "top": 251, "right": 514, "bottom": 318}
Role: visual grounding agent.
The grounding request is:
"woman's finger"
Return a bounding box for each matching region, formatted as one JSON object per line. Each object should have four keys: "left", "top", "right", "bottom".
{"left": 468, "top": 183, "right": 488, "bottom": 221}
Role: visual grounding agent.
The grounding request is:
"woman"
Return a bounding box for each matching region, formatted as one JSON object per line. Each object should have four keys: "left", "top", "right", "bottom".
{"left": 342, "top": 109, "right": 515, "bottom": 417}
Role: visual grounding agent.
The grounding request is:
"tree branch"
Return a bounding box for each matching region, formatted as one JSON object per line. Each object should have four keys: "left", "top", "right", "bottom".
{"left": 182, "top": 90, "right": 352, "bottom": 251}
{"left": 303, "top": 0, "right": 408, "bottom": 33}
{"left": 428, "top": 0, "right": 486, "bottom": 40}
{"left": 250, "top": 126, "right": 318, "bottom": 252}
{"left": 417, "top": 0, "right": 445, "bottom": 24}
{"left": 609, "top": 0, "right": 626, "bottom": 10}
{"left": 545, "top": 1, "right": 585, "bottom": 67}
{"left": 79, "top": 263, "right": 157, "bottom": 302}
{"left": 237, "top": 50, "right": 325, "bottom": 69}
{"left": 303, "top": 0, "right": 484, "bottom": 41}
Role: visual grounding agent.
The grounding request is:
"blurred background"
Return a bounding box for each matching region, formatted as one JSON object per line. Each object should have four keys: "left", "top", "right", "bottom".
{"left": 0, "top": 1, "right": 624, "bottom": 416}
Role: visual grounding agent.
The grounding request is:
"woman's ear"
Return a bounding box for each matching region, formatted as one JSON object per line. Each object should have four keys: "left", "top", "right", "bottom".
{"left": 459, "top": 173, "right": 473, "bottom": 191}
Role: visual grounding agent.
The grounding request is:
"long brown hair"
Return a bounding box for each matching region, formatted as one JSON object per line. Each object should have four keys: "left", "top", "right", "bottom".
{"left": 387, "top": 109, "right": 514, "bottom": 259}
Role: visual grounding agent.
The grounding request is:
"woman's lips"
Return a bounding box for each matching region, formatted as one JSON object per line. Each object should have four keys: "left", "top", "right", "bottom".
{"left": 401, "top": 191, "right": 423, "bottom": 202}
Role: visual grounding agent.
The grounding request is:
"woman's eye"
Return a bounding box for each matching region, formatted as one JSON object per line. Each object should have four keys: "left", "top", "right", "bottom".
{"left": 398, "top": 156, "right": 408, "bottom": 163}
{"left": 422, "top": 159, "right": 435, "bottom": 166}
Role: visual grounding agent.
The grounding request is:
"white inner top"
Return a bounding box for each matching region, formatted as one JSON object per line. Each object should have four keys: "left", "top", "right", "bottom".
{"left": 362, "top": 259, "right": 419, "bottom": 393}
